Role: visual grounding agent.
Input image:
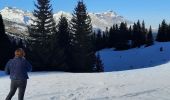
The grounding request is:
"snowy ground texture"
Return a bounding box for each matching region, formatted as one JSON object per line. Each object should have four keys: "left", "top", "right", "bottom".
{"left": 1, "top": 64, "right": 170, "bottom": 100}
{"left": 1, "top": 42, "right": 170, "bottom": 100}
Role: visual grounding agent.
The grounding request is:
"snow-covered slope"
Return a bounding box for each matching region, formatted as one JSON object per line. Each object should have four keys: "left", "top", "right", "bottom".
{"left": 0, "top": 7, "right": 132, "bottom": 33}
{"left": 99, "top": 42, "right": 170, "bottom": 72}
{"left": 1, "top": 62, "right": 170, "bottom": 100}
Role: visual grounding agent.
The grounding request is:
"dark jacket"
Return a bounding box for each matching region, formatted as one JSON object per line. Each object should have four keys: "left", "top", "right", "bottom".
{"left": 5, "top": 57, "right": 32, "bottom": 80}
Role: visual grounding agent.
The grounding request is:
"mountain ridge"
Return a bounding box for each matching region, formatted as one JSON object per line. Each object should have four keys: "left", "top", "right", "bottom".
{"left": 0, "top": 7, "right": 133, "bottom": 34}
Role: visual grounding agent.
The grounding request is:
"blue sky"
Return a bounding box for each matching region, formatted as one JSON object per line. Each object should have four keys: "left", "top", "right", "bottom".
{"left": 0, "top": 0, "right": 170, "bottom": 28}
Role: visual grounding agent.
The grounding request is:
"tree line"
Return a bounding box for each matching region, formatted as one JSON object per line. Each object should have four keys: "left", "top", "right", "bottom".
{"left": 92, "top": 20, "right": 154, "bottom": 51}
{"left": 0, "top": 0, "right": 168, "bottom": 72}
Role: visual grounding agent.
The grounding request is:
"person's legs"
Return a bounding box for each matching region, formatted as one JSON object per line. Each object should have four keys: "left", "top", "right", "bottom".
{"left": 18, "top": 80, "right": 27, "bottom": 100}
{"left": 6, "top": 80, "right": 18, "bottom": 100}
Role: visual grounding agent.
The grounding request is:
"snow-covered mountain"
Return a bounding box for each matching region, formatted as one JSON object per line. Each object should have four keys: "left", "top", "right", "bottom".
{"left": 0, "top": 7, "right": 133, "bottom": 37}
{"left": 53, "top": 10, "right": 132, "bottom": 31}
{"left": 0, "top": 7, "right": 33, "bottom": 25}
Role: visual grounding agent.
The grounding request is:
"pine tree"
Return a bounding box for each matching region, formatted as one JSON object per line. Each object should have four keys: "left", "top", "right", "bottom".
{"left": 167, "top": 24, "right": 170, "bottom": 41}
{"left": 70, "top": 1, "right": 95, "bottom": 72}
{"left": 57, "top": 15, "right": 70, "bottom": 49}
{"left": 30, "top": 0, "right": 56, "bottom": 37}
{"left": 146, "top": 26, "right": 154, "bottom": 46}
{"left": 0, "top": 14, "right": 14, "bottom": 70}
{"left": 156, "top": 24, "right": 161, "bottom": 41}
{"left": 96, "top": 29, "right": 103, "bottom": 51}
{"left": 115, "top": 22, "right": 129, "bottom": 50}
{"left": 141, "top": 20, "right": 147, "bottom": 45}
{"left": 156, "top": 20, "right": 168, "bottom": 42}
{"left": 91, "top": 31, "right": 96, "bottom": 51}
{"left": 132, "top": 20, "right": 145, "bottom": 48}
{"left": 161, "top": 20, "right": 168, "bottom": 41}
{"left": 132, "top": 23, "right": 138, "bottom": 47}
{"left": 102, "top": 30, "right": 108, "bottom": 49}
{"left": 137, "top": 20, "right": 143, "bottom": 47}
{"left": 56, "top": 15, "right": 71, "bottom": 70}
{"left": 95, "top": 53, "right": 104, "bottom": 72}
{"left": 0, "top": 14, "right": 5, "bottom": 38}
{"left": 28, "top": 0, "right": 64, "bottom": 70}
{"left": 108, "top": 25, "right": 116, "bottom": 48}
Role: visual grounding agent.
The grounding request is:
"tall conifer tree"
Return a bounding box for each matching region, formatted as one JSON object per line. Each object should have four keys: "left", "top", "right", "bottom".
{"left": 146, "top": 26, "right": 154, "bottom": 46}
{"left": 70, "top": 1, "right": 95, "bottom": 72}
{"left": 156, "top": 20, "right": 168, "bottom": 42}
{"left": 0, "top": 14, "right": 13, "bottom": 70}
{"left": 28, "top": 0, "right": 64, "bottom": 70}
{"left": 141, "top": 21, "right": 147, "bottom": 45}
{"left": 56, "top": 15, "right": 71, "bottom": 70}
{"left": 167, "top": 24, "right": 170, "bottom": 41}
{"left": 116, "top": 22, "right": 129, "bottom": 50}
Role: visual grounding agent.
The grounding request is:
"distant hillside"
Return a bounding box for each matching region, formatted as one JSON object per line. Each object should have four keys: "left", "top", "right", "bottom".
{"left": 99, "top": 42, "right": 170, "bottom": 71}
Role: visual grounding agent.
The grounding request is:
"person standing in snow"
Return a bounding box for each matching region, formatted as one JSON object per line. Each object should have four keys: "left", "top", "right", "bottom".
{"left": 5, "top": 48, "right": 32, "bottom": 100}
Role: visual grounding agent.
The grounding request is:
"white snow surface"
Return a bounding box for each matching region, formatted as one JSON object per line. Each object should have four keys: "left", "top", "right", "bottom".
{"left": 0, "top": 64, "right": 170, "bottom": 100}
{"left": 1, "top": 42, "right": 170, "bottom": 100}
